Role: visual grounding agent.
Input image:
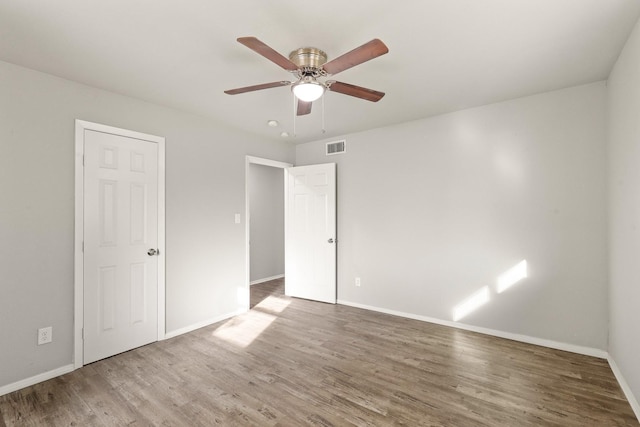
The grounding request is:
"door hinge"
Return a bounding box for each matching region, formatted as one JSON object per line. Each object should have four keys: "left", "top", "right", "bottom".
{"left": 81, "top": 328, "right": 84, "bottom": 340}
{"left": 82, "top": 241, "right": 84, "bottom": 252}
{"left": 82, "top": 155, "right": 85, "bottom": 166}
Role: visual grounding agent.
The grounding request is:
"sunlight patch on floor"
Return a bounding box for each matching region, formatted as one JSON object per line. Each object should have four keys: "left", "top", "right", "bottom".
{"left": 255, "top": 295, "right": 291, "bottom": 313}
{"left": 213, "top": 310, "right": 275, "bottom": 347}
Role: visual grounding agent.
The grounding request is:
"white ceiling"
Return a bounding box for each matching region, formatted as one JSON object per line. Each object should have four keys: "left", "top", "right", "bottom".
{"left": 1, "top": 0, "right": 639, "bottom": 143}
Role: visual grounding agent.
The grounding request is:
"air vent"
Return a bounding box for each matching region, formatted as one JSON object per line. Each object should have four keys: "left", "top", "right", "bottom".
{"left": 326, "top": 139, "right": 346, "bottom": 156}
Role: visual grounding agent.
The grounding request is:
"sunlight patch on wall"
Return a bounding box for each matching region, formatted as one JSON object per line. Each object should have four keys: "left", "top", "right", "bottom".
{"left": 496, "top": 260, "right": 528, "bottom": 293}
{"left": 453, "top": 286, "right": 490, "bottom": 321}
{"left": 212, "top": 310, "right": 275, "bottom": 348}
{"left": 237, "top": 286, "right": 249, "bottom": 305}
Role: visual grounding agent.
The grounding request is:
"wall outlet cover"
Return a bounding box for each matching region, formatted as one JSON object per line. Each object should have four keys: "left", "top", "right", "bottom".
{"left": 38, "top": 326, "right": 52, "bottom": 345}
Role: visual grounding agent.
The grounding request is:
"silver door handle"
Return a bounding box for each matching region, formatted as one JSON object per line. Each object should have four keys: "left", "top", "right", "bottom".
{"left": 147, "top": 248, "right": 159, "bottom": 256}
{"left": 328, "top": 238, "right": 334, "bottom": 244}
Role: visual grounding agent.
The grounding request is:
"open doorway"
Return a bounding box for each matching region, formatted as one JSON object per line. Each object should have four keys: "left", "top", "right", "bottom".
{"left": 245, "top": 156, "right": 292, "bottom": 310}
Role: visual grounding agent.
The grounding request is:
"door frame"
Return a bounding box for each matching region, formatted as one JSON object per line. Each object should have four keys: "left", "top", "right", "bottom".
{"left": 74, "top": 120, "right": 166, "bottom": 369}
{"left": 244, "top": 156, "right": 293, "bottom": 310}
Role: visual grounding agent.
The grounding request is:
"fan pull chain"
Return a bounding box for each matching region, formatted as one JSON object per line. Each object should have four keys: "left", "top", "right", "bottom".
{"left": 321, "top": 95, "right": 326, "bottom": 134}
{"left": 292, "top": 95, "right": 297, "bottom": 137}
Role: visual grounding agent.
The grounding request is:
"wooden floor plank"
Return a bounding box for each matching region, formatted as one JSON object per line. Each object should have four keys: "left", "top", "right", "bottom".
{"left": 1, "top": 278, "right": 638, "bottom": 426}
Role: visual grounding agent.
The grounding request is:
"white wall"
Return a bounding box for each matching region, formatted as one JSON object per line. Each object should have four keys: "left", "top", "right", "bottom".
{"left": 297, "top": 82, "right": 608, "bottom": 350}
{"left": 0, "top": 60, "right": 294, "bottom": 390}
{"left": 607, "top": 15, "right": 640, "bottom": 414}
{"left": 249, "top": 164, "right": 284, "bottom": 282}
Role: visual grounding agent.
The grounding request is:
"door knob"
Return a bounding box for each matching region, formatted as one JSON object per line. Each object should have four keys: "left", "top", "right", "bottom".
{"left": 147, "top": 248, "right": 159, "bottom": 256}
{"left": 328, "top": 238, "right": 334, "bottom": 243}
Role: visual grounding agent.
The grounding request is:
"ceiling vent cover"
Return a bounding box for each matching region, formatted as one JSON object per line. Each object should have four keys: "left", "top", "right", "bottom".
{"left": 326, "top": 139, "right": 346, "bottom": 156}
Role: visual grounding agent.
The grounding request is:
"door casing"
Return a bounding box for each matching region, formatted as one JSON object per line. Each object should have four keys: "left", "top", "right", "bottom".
{"left": 244, "top": 156, "right": 293, "bottom": 310}
{"left": 74, "top": 120, "right": 166, "bottom": 368}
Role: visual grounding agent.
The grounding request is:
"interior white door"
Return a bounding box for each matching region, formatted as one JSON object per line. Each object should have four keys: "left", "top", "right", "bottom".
{"left": 83, "top": 129, "right": 159, "bottom": 364}
{"left": 285, "top": 163, "right": 336, "bottom": 303}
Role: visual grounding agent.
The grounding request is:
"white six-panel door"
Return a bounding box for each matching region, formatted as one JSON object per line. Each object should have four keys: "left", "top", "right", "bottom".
{"left": 83, "top": 129, "right": 159, "bottom": 364}
{"left": 285, "top": 163, "right": 336, "bottom": 303}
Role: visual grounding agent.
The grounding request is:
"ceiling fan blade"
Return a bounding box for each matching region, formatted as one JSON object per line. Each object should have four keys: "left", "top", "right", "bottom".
{"left": 327, "top": 81, "right": 385, "bottom": 102}
{"left": 322, "top": 39, "right": 389, "bottom": 75}
{"left": 224, "top": 81, "right": 291, "bottom": 95}
{"left": 237, "top": 37, "right": 299, "bottom": 71}
{"left": 297, "top": 100, "right": 312, "bottom": 116}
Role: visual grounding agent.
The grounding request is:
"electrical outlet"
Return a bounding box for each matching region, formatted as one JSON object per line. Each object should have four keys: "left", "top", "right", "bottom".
{"left": 38, "top": 326, "right": 52, "bottom": 345}
{"left": 355, "top": 277, "right": 361, "bottom": 287}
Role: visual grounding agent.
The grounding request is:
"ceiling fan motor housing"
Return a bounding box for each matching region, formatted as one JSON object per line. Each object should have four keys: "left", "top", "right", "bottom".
{"left": 289, "top": 48, "right": 328, "bottom": 74}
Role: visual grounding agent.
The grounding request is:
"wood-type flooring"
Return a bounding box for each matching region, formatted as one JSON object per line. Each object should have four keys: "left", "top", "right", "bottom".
{"left": 1, "top": 278, "right": 638, "bottom": 426}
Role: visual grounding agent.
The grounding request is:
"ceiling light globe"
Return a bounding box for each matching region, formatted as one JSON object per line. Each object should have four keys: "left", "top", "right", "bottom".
{"left": 292, "top": 79, "right": 325, "bottom": 102}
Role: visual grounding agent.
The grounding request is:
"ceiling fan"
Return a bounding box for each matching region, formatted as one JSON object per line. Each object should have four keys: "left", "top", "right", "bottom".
{"left": 224, "top": 37, "right": 389, "bottom": 116}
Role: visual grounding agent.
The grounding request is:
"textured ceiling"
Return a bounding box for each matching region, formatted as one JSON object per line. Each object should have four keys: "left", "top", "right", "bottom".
{"left": 1, "top": 0, "right": 639, "bottom": 143}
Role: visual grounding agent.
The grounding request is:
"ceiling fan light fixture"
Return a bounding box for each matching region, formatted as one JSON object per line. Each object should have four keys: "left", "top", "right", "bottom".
{"left": 292, "top": 77, "right": 325, "bottom": 102}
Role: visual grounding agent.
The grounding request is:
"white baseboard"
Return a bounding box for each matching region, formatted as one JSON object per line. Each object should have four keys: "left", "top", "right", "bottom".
{"left": 608, "top": 355, "right": 640, "bottom": 421}
{"left": 0, "top": 310, "right": 248, "bottom": 397}
{"left": 164, "top": 309, "right": 246, "bottom": 339}
{"left": 250, "top": 274, "right": 284, "bottom": 286}
{"left": 337, "top": 300, "right": 608, "bottom": 359}
{"left": 0, "top": 364, "right": 75, "bottom": 397}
